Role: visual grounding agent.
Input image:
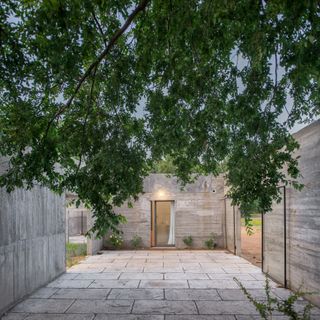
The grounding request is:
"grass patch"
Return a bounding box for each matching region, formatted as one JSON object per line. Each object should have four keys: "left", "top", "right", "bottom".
{"left": 241, "top": 217, "right": 262, "bottom": 227}
{"left": 66, "top": 242, "right": 87, "bottom": 268}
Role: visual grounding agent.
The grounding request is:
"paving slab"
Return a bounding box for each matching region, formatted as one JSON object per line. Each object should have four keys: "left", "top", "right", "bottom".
{"left": 51, "top": 288, "right": 110, "bottom": 300}
{"left": 56, "top": 273, "right": 79, "bottom": 280}
{"left": 165, "top": 289, "right": 221, "bottom": 300}
{"left": 94, "top": 315, "right": 164, "bottom": 320}
{"left": 47, "top": 279, "right": 93, "bottom": 289}
{"left": 217, "top": 288, "right": 278, "bottom": 301}
{"left": 89, "top": 279, "right": 139, "bottom": 289}
{"left": 196, "top": 300, "right": 259, "bottom": 315}
{"left": 235, "top": 316, "right": 288, "bottom": 320}
{"left": 207, "top": 273, "right": 255, "bottom": 280}
{"left": 10, "top": 299, "right": 74, "bottom": 314}
{"left": 74, "top": 273, "right": 120, "bottom": 280}
{"left": 132, "top": 300, "right": 198, "bottom": 314}
{"left": 119, "top": 273, "right": 164, "bottom": 280}
{"left": 66, "top": 299, "right": 133, "bottom": 314}
{"left": 25, "top": 315, "right": 95, "bottom": 320}
{"left": 143, "top": 267, "right": 183, "bottom": 272}
{"left": 29, "top": 288, "right": 58, "bottom": 299}
{"left": 139, "top": 280, "right": 188, "bottom": 289}
{"left": 108, "top": 288, "right": 164, "bottom": 300}
{"left": 165, "top": 273, "right": 209, "bottom": 280}
{"left": 166, "top": 316, "right": 236, "bottom": 320}
{"left": 234, "top": 280, "right": 268, "bottom": 289}
{"left": 189, "top": 280, "right": 238, "bottom": 289}
{"left": 1, "top": 314, "right": 29, "bottom": 320}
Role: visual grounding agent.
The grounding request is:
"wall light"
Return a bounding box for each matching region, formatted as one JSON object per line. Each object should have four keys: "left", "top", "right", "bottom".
{"left": 157, "top": 189, "right": 165, "bottom": 197}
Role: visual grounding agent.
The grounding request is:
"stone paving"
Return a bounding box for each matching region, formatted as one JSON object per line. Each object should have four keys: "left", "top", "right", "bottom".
{"left": 2, "top": 250, "right": 320, "bottom": 320}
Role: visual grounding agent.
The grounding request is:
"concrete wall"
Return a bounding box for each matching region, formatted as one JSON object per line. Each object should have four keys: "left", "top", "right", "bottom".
{"left": 66, "top": 208, "right": 87, "bottom": 236}
{"left": 86, "top": 212, "right": 103, "bottom": 255}
{"left": 66, "top": 194, "right": 103, "bottom": 255}
{"left": 0, "top": 158, "right": 66, "bottom": 315}
{"left": 264, "top": 120, "right": 320, "bottom": 306}
{"left": 225, "top": 198, "right": 241, "bottom": 255}
{"left": 111, "top": 174, "right": 225, "bottom": 249}
{"left": 263, "top": 189, "right": 285, "bottom": 284}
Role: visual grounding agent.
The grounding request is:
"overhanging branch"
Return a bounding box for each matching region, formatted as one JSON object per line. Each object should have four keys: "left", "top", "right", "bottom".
{"left": 52, "top": 0, "right": 150, "bottom": 121}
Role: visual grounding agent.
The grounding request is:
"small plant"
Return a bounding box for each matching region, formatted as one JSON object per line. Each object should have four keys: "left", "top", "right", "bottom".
{"left": 234, "top": 276, "right": 314, "bottom": 320}
{"left": 183, "top": 235, "right": 193, "bottom": 248}
{"left": 204, "top": 233, "right": 217, "bottom": 249}
{"left": 109, "top": 233, "right": 123, "bottom": 249}
{"left": 131, "top": 234, "right": 142, "bottom": 249}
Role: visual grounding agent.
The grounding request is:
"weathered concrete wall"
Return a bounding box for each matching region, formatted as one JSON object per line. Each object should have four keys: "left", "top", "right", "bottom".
{"left": 112, "top": 196, "right": 151, "bottom": 248}
{"left": 0, "top": 157, "right": 66, "bottom": 315}
{"left": 66, "top": 208, "right": 87, "bottom": 236}
{"left": 112, "top": 174, "right": 225, "bottom": 249}
{"left": 0, "top": 183, "right": 66, "bottom": 315}
{"left": 86, "top": 212, "right": 103, "bottom": 255}
{"left": 225, "top": 197, "right": 241, "bottom": 255}
{"left": 263, "top": 189, "right": 285, "bottom": 284}
{"left": 265, "top": 120, "right": 320, "bottom": 306}
{"left": 66, "top": 194, "right": 102, "bottom": 255}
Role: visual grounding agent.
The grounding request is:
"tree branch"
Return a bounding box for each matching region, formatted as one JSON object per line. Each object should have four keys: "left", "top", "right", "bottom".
{"left": 47, "top": 0, "right": 150, "bottom": 128}
{"left": 63, "top": 0, "right": 149, "bottom": 112}
{"left": 92, "top": 10, "right": 107, "bottom": 47}
{"left": 76, "top": 65, "right": 98, "bottom": 176}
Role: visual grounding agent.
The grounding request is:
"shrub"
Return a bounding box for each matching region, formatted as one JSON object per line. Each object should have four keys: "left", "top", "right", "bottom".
{"left": 234, "top": 276, "right": 313, "bottom": 320}
{"left": 109, "top": 233, "right": 123, "bottom": 249}
{"left": 204, "top": 233, "right": 217, "bottom": 249}
{"left": 183, "top": 235, "right": 193, "bottom": 247}
{"left": 131, "top": 234, "right": 142, "bottom": 249}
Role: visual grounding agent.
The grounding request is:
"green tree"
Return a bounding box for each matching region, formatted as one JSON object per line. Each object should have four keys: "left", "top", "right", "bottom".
{"left": 151, "top": 156, "right": 177, "bottom": 174}
{"left": 1, "top": 1, "right": 319, "bottom": 237}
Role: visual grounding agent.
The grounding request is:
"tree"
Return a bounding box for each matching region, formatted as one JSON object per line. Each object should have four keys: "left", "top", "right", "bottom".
{"left": 1, "top": 0, "right": 319, "bottom": 237}
{"left": 151, "top": 156, "right": 177, "bottom": 174}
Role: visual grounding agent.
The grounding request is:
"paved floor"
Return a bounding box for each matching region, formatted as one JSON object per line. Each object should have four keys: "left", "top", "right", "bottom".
{"left": 2, "top": 250, "right": 320, "bottom": 320}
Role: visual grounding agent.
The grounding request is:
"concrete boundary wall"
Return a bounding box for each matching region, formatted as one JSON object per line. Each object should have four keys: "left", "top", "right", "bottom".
{"left": 66, "top": 193, "right": 102, "bottom": 255}
{"left": 264, "top": 120, "right": 320, "bottom": 307}
{"left": 87, "top": 213, "right": 104, "bottom": 255}
{"left": 0, "top": 160, "right": 66, "bottom": 315}
{"left": 66, "top": 208, "right": 87, "bottom": 236}
{"left": 225, "top": 198, "right": 241, "bottom": 256}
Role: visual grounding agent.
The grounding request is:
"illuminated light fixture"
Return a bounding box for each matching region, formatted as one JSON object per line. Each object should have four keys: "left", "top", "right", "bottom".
{"left": 157, "top": 189, "right": 165, "bottom": 197}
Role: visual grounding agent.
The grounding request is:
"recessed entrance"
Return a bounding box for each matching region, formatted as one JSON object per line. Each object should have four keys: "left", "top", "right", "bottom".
{"left": 151, "top": 201, "right": 175, "bottom": 247}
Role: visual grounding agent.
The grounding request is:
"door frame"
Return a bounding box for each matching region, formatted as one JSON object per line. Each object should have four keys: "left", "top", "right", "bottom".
{"left": 151, "top": 200, "right": 175, "bottom": 247}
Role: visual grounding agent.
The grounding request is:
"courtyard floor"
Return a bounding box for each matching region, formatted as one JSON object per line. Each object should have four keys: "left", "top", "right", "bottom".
{"left": 3, "top": 250, "right": 320, "bottom": 320}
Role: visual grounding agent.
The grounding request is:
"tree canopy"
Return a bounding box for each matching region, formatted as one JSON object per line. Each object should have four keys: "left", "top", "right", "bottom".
{"left": 1, "top": 0, "right": 319, "bottom": 237}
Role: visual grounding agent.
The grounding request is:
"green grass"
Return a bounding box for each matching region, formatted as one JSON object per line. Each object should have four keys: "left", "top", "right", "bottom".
{"left": 66, "top": 242, "right": 87, "bottom": 268}
{"left": 241, "top": 217, "right": 262, "bottom": 227}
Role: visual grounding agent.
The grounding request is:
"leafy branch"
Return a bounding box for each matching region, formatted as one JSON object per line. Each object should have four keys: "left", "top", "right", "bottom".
{"left": 43, "top": 0, "right": 150, "bottom": 139}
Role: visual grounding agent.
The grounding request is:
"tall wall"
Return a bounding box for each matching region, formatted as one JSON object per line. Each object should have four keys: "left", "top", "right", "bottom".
{"left": 263, "top": 189, "right": 285, "bottom": 284}
{"left": 66, "top": 208, "right": 88, "bottom": 236}
{"left": 264, "top": 120, "right": 320, "bottom": 306}
{"left": 0, "top": 159, "right": 66, "bottom": 315}
{"left": 112, "top": 174, "right": 225, "bottom": 249}
{"left": 225, "top": 198, "right": 241, "bottom": 255}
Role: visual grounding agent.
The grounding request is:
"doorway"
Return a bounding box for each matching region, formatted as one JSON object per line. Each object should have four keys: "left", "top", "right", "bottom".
{"left": 151, "top": 201, "right": 175, "bottom": 247}
{"left": 240, "top": 213, "right": 262, "bottom": 267}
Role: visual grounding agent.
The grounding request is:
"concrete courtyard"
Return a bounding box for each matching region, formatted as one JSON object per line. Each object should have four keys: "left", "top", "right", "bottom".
{"left": 2, "top": 250, "right": 320, "bottom": 320}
